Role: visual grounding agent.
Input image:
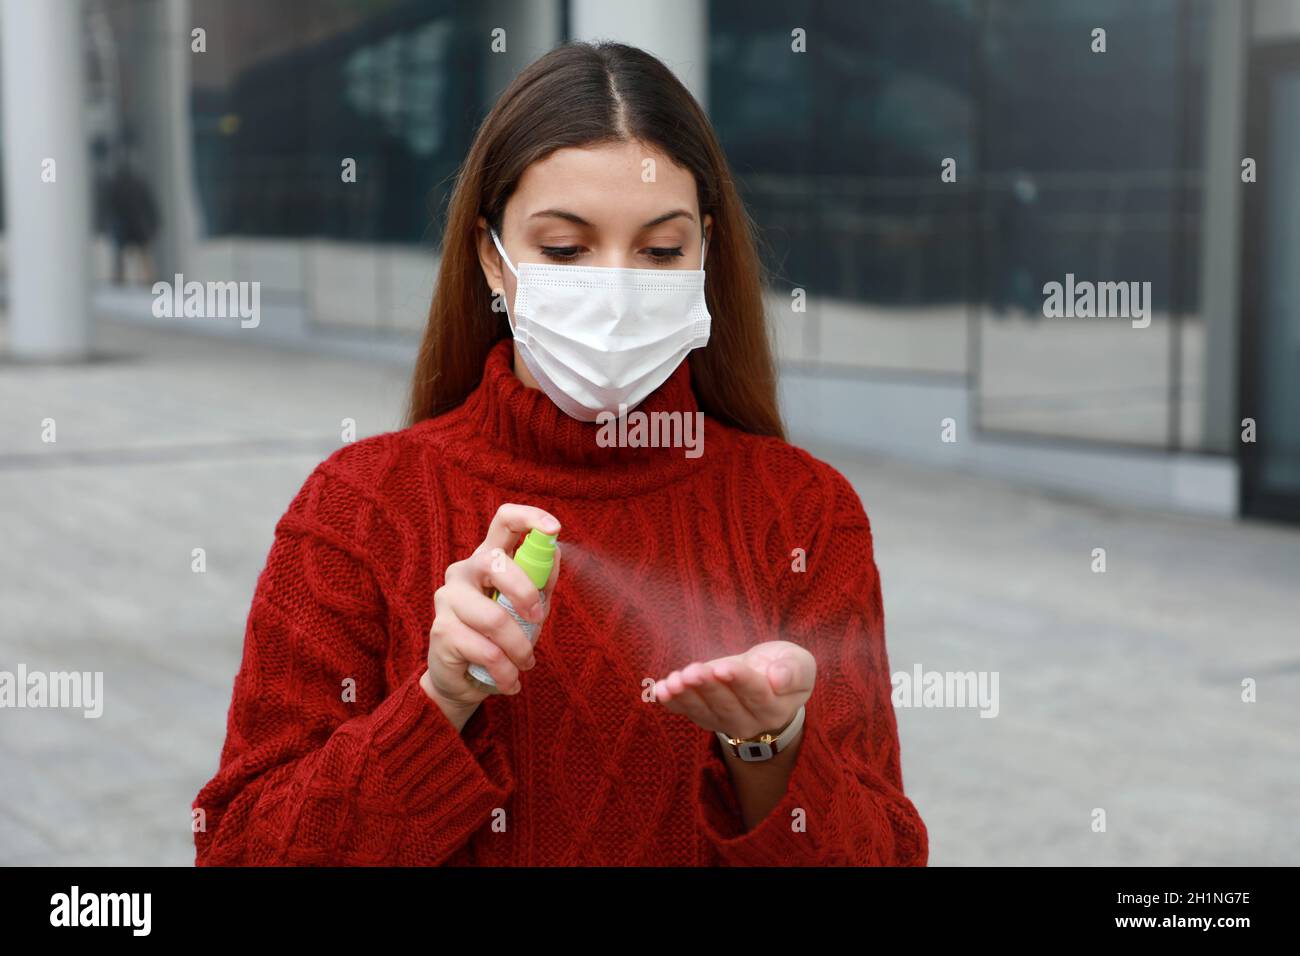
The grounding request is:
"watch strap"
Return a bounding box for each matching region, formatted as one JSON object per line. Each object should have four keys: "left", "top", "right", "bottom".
{"left": 715, "top": 704, "right": 806, "bottom": 762}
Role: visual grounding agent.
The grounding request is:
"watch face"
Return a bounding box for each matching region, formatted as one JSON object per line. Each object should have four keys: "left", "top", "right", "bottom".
{"left": 740, "top": 742, "right": 774, "bottom": 762}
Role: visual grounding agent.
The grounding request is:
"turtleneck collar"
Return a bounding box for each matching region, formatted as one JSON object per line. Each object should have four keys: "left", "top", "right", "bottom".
{"left": 430, "top": 338, "right": 711, "bottom": 498}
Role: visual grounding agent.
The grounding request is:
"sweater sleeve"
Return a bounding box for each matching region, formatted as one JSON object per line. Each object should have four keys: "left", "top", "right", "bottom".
{"left": 192, "top": 455, "right": 514, "bottom": 865}
{"left": 692, "top": 460, "right": 928, "bottom": 866}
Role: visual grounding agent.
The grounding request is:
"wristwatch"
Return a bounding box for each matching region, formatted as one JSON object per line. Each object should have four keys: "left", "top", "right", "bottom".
{"left": 715, "top": 705, "right": 806, "bottom": 762}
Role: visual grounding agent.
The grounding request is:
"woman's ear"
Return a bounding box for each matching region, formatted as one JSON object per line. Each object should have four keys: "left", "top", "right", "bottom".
{"left": 476, "top": 216, "right": 505, "bottom": 295}
{"left": 702, "top": 213, "right": 713, "bottom": 254}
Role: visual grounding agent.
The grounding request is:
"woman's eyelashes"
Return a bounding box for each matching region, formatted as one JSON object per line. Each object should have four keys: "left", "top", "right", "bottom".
{"left": 538, "top": 245, "right": 583, "bottom": 262}
{"left": 538, "top": 245, "right": 686, "bottom": 265}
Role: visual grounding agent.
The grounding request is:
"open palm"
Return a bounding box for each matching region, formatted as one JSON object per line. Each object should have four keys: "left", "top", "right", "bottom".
{"left": 653, "top": 640, "right": 814, "bottom": 739}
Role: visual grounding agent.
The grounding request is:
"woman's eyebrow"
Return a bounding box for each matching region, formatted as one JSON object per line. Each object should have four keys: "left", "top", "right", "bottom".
{"left": 641, "top": 209, "right": 695, "bottom": 228}
{"left": 529, "top": 209, "right": 590, "bottom": 225}
{"left": 526, "top": 209, "right": 696, "bottom": 228}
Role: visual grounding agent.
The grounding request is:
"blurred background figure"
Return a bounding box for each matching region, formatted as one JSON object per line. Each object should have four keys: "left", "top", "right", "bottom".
{"left": 989, "top": 171, "right": 1039, "bottom": 320}
{"left": 97, "top": 128, "right": 160, "bottom": 285}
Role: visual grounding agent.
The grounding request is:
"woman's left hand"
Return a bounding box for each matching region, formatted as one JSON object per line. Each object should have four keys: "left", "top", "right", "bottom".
{"left": 653, "top": 640, "right": 815, "bottom": 739}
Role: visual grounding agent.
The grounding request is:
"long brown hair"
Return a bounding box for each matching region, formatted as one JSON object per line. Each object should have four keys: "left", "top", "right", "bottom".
{"left": 406, "top": 41, "right": 784, "bottom": 439}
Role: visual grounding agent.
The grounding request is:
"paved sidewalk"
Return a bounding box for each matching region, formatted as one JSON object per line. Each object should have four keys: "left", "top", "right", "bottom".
{"left": 1, "top": 319, "right": 1297, "bottom": 865}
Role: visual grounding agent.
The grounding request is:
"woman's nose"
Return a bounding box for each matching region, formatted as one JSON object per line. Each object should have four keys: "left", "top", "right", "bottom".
{"left": 592, "top": 249, "right": 634, "bottom": 269}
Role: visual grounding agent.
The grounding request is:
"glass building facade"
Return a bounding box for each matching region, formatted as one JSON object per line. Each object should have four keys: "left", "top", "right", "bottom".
{"left": 710, "top": 0, "right": 1211, "bottom": 451}
{"left": 188, "top": 0, "right": 486, "bottom": 243}
{"left": 41, "top": 0, "right": 1300, "bottom": 519}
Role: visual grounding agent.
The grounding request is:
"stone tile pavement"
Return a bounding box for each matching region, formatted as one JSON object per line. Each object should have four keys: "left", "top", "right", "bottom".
{"left": 1, "top": 319, "right": 1296, "bottom": 865}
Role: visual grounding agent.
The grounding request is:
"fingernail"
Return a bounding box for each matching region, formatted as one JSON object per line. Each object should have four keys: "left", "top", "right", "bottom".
{"left": 525, "top": 655, "right": 536, "bottom": 670}
{"left": 542, "top": 517, "right": 560, "bottom": 532}
{"left": 530, "top": 603, "right": 545, "bottom": 622}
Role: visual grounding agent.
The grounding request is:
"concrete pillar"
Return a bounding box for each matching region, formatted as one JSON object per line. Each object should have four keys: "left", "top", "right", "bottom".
{"left": 1197, "top": 0, "right": 1248, "bottom": 453}
{"left": 484, "top": 0, "right": 564, "bottom": 100}
{"left": 569, "top": 0, "right": 709, "bottom": 107}
{"left": 1253, "top": 0, "right": 1300, "bottom": 40}
{"left": 158, "top": 0, "right": 200, "bottom": 280}
{"left": 2, "top": 0, "right": 92, "bottom": 360}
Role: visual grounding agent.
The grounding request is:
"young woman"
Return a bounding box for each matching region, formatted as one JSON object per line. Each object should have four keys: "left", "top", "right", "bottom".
{"left": 193, "top": 41, "right": 927, "bottom": 866}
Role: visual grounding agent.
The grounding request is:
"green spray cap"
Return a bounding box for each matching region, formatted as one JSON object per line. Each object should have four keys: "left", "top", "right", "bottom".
{"left": 513, "top": 528, "right": 558, "bottom": 590}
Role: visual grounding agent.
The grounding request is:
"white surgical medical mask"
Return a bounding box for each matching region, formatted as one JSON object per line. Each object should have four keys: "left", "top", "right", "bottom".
{"left": 489, "top": 226, "right": 711, "bottom": 422}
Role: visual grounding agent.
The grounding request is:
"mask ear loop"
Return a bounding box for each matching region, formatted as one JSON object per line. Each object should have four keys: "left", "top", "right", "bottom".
{"left": 488, "top": 226, "right": 521, "bottom": 336}
{"left": 488, "top": 226, "right": 519, "bottom": 279}
{"left": 699, "top": 230, "right": 708, "bottom": 270}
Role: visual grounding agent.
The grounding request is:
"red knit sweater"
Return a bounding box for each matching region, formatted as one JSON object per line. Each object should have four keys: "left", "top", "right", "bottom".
{"left": 192, "top": 339, "right": 928, "bottom": 866}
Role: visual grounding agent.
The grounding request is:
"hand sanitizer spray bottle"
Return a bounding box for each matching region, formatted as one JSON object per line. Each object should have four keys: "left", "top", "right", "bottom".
{"left": 466, "top": 528, "right": 558, "bottom": 693}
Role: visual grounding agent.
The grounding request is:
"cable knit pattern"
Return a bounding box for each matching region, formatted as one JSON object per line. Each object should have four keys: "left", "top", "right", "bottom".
{"left": 193, "top": 338, "right": 928, "bottom": 866}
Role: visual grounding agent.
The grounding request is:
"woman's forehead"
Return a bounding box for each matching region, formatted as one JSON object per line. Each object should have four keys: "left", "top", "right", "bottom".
{"left": 511, "top": 142, "right": 698, "bottom": 225}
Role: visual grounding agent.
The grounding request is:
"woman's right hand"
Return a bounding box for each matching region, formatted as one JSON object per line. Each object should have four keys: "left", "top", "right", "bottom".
{"left": 420, "top": 504, "right": 561, "bottom": 726}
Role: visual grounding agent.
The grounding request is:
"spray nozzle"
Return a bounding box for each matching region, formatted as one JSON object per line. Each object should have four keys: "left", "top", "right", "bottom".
{"left": 513, "top": 528, "right": 559, "bottom": 590}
